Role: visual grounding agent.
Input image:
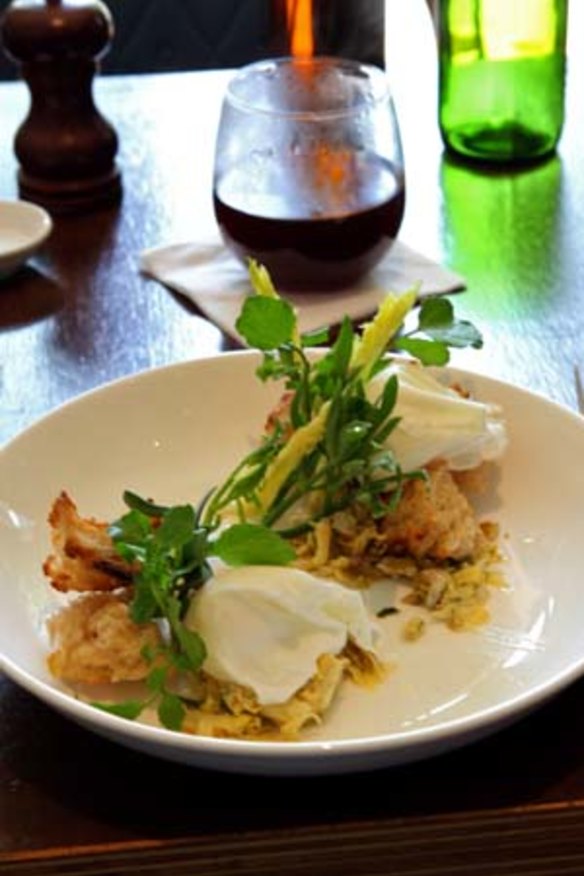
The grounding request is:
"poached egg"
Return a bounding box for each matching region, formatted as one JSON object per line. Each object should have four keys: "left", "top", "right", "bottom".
{"left": 185, "top": 565, "right": 377, "bottom": 705}
{"left": 369, "top": 360, "right": 507, "bottom": 471}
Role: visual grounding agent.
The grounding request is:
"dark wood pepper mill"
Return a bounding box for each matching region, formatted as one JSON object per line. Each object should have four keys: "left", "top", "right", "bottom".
{"left": 0, "top": 0, "right": 121, "bottom": 212}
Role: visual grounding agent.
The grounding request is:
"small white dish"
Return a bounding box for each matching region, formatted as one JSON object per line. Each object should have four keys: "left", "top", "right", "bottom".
{"left": 0, "top": 199, "right": 52, "bottom": 279}
{"left": 1, "top": 353, "right": 584, "bottom": 775}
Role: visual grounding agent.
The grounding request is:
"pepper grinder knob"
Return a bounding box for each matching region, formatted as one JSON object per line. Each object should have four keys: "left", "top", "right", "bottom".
{"left": 0, "top": 0, "right": 122, "bottom": 212}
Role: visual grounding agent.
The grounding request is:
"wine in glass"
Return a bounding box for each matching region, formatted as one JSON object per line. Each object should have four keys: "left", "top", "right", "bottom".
{"left": 213, "top": 56, "right": 405, "bottom": 292}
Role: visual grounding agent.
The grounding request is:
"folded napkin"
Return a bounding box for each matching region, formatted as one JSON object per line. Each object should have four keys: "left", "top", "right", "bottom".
{"left": 140, "top": 239, "right": 465, "bottom": 341}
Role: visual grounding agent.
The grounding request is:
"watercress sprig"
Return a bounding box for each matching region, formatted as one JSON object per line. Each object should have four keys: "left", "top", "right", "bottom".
{"left": 94, "top": 489, "right": 295, "bottom": 729}
{"left": 395, "top": 296, "right": 483, "bottom": 365}
{"left": 203, "top": 262, "right": 482, "bottom": 533}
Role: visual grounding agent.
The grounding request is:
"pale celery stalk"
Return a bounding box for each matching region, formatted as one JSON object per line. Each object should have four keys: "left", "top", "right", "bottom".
{"left": 251, "top": 401, "right": 331, "bottom": 515}
{"left": 243, "top": 279, "right": 417, "bottom": 520}
{"left": 249, "top": 259, "right": 301, "bottom": 347}
{"left": 350, "top": 288, "right": 418, "bottom": 382}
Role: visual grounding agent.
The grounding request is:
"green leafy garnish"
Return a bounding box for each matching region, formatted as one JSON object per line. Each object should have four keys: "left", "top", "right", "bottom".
{"left": 92, "top": 699, "right": 145, "bottom": 720}
{"left": 214, "top": 523, "right": 296, "bottom": 566}
{"left": 93, "top": 485, "right": 294, "bottom": 730}
{"left": 395, "top": 297, "right": 483, "bottom": 365}
{"left": 394, "top": 337, "right": 450, "bottom": 366}
{"left": 157, "top": 692, "right": 186, "bottom": 732}
{"left": 236, "top": 296, "right": 297, "bottom": 351}
{"left": 94, "top": 659, "right": 188, "bottom": 732}
{"left": 203, "top": 262, "right": 482, "bottom": 533}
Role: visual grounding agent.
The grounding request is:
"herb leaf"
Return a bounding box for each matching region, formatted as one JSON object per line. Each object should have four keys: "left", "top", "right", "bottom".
{"left": 417, "top": 297, "right": 454, "bottom": 330}
{"left": 146, "top": 665, "right": 168, "bottom": 693}
{"left": 236, "top": 296, "right": 296, "bottom": 350}
{"left": 394, "top": 336, "right": 450, "bottom": 366}
{"left": 301, "top": 326, "right": 330, "bottom": 347}
{"left": 92, "top": 699, "right": 145, "bottom": 720}
{"left": 158, "top": 692, "right": 186, "bottom": 731}
{"left": 174, "top": 621, "right": 207, "bottom": 671}
{"left": 427, "top": 320, "right": 483, "bottom": 349}
{"left": 108, "top": 509, "right": 150, "bottom": 563}
{"left": 213, "top": 523, "right": 296, "bottom": 566}
{"left": 122, "top": 491, "right": 169, "bottom": 518}
{"left": 403, "top": 296, "right": 483, "bottom": 357}
{"left": 130, "top": 580, "right": 160, "bottom": 624}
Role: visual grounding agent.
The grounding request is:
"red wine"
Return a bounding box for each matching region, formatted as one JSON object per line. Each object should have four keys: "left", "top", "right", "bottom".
{"left": 214, "top": 152, "right": 405, "bottom": 291}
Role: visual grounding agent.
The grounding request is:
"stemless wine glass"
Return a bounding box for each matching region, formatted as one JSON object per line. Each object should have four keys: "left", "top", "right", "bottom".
{"left": 213, "top": 56, "right": 405, "bottom": 292}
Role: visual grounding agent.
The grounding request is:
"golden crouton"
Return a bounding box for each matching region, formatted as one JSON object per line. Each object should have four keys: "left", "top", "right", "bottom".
{"left": 43, "top": 492, "right": 133, "bottom": 593}
{"left": 47, "top": 591, "right": 161, "bottom": 684}
{"left": 379, "top": 464, "right": 484, "bottom": 561}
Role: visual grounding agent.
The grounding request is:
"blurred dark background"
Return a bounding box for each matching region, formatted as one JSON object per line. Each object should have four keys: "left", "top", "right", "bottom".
{"left": 0, "top": 0, "right": 385, "bottom": 78}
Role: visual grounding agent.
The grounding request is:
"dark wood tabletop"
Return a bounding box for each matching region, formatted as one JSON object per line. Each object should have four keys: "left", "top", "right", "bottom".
{"left": 1, "top": 5, "right": 584, "bottom": 874}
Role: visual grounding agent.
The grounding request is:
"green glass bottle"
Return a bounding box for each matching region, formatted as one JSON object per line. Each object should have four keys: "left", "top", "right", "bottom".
{"left": 439, "top": 0, "right": 568, "bottom": 163}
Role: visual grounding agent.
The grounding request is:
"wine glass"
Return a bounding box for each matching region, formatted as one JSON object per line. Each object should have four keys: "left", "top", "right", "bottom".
{"left": 213, "top": 56, "right": 405, "bottom": 293}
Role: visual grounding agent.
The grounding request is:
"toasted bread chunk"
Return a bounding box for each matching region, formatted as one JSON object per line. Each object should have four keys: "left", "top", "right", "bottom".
{"left": 379, "top": 464, "right": 484, "bottom": 561}
{"left": 43, "top": 492, "right": 133, "bottom": 592}
{"left": 47, "top": 591, "right": 161, "bottom": 684}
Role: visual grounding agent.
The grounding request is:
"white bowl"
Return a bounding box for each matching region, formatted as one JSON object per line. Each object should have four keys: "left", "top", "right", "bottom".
{"left": 0, "top": 199, "right": 52, "bottom": 279}
{"left": 1, "top": 353, "right": 584, "bottom": 775}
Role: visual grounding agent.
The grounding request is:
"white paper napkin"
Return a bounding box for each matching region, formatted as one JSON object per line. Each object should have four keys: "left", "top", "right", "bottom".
{"left": 140, "top": 238, "right": 465, "bottom": 341}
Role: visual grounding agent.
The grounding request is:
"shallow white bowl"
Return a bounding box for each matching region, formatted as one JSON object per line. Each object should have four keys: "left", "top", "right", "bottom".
{"left": 1, "top": 352, "right": 584, "bottom": 775}
{"left": 0, "top": 199, "right": 52, "bottom": 279}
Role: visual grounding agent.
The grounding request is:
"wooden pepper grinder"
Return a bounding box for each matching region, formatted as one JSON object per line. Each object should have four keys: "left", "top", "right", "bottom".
{"left": 0, "top": 0, "right": 121, "bottom": 212}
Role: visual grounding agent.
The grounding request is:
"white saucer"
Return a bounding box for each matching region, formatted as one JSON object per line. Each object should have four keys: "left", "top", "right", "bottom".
{"left": 0, "top": 199, "right": 53, "bottom": 279}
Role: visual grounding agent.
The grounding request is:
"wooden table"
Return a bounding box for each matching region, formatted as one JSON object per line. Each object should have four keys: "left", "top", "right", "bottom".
{"left": 2, "top": 7, "right": 584, "bottom": 874}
